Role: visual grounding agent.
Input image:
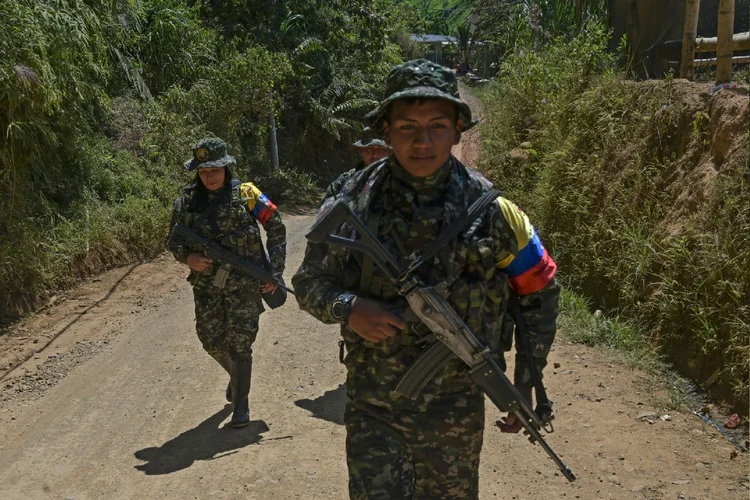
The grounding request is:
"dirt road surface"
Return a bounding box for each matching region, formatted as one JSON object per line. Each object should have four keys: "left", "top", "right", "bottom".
{"left": 0, "top": 91, "right": 747, "bottom": 499}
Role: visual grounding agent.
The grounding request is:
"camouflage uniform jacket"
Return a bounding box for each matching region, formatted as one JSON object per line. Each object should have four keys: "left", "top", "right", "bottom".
{"left": 293, "top": 155, "right": 559, "bottom": 408}
{"left": 169, "top": 179, "right": 286, "bottom": 296}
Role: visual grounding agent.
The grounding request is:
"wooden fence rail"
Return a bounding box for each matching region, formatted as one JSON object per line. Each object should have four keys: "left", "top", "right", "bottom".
{"left": 695, "top": 32, "right": 750, "bottom": 52}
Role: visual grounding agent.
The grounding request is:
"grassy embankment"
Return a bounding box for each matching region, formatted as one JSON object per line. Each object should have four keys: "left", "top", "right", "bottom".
{"left": 476, "top": 25, "right": 749, "bottom": 413}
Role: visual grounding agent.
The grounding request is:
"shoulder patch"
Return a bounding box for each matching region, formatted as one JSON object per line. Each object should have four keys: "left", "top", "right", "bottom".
{"left": 495, "top": 196, "right": 556, "bottom": 295}
{"left": 241, "top": 182, "right": 277, "bottom": 224}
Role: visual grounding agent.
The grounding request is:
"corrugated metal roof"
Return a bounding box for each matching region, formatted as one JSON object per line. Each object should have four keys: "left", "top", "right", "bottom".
{"left": 410, "top": 34, "right": 458, "bottom": 44}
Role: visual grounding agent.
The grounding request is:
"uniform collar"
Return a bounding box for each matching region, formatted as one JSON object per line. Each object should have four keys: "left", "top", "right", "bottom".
{"left": 387, "top": 156, "right": 453, "bottom": 191}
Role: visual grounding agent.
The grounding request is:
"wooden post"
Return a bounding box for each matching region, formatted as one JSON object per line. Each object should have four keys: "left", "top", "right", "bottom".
{"left": 576, "top": 0, "right": 584, "bottom": 29}
{"left": 716, "top": 0, "right": 736, "bottom": 84}
{"left": 680, "top": 0, "right": 701, "bottom": 80}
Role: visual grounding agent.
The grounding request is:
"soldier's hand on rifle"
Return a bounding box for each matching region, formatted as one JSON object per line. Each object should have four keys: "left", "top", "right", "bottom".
{"left": 187, "top": 253, "right": 213, "bottom": 272}
{"left": 349, "top": 297, "right": 406, "bottom": 343}
{"left": 261, "top": 281, "right": 278, "bottom": 293}
{"left": 497, "top": 385, "right": 533, "bottom": 434}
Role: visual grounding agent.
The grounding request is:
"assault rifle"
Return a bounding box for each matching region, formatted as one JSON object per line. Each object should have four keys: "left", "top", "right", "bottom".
{"left": 307, "top": 199, "right": 576, "bottom": 482}
{"left": 169, "top": 223, "right": 292, "bottom": 308}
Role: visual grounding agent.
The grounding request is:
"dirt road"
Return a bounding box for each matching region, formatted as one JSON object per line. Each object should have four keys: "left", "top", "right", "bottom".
{"left": 0, "top": 99, "right": 747, "bottom": 499}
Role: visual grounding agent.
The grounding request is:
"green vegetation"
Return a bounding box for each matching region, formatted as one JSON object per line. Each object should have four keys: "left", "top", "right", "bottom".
{"left": 559, "top": 288, "right": 662, "bottom": 374}
{"left": 478, "top": 21, "right": 750, "bottom": 412}
{"left": 0, "top": 0, "right": 416, "bottom": 319}
{"left": 395, "top": 0, "right": 471, "bottom": 34}
{"left": 4, "top": 0, "right": 747, "bottom": 416}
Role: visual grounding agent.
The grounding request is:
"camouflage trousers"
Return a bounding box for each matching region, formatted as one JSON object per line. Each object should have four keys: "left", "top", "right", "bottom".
{"left": 344, "top": 390, "right": 485, "bottom": 499}
{"left": 192, "top": 281, "right": 262, "bottom": 361}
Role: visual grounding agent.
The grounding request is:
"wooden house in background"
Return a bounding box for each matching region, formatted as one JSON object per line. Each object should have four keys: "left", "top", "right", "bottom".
{"left": 608, "top": 0, "right": 749, "bottom": 78}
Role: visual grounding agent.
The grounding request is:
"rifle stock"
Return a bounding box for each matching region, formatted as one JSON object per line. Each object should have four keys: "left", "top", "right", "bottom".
{"left": 307, "top": 199, "right": 576, "bottom": 482}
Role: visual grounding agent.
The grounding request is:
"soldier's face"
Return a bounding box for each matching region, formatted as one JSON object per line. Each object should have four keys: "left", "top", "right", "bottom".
{"left": 358, "top": 146, "right": 391, "bottom": 166}
{"left": 383, "top": 99, "right": 462, "bottom": 178}
{"left": 198, "top": 167, "right": 226, "bottom": 191}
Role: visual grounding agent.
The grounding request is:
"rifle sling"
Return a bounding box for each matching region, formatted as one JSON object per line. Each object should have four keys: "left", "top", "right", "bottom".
{"left": 358, "top": 212, "right": 381, "bottom": 296}
{"left": 509, "top": 293, "right": 551, "bottom": 407}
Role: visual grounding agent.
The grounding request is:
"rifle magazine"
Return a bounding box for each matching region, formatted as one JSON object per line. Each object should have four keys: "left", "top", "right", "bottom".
{"left": 394, "top": 341, "right": 454, "bottom": 400}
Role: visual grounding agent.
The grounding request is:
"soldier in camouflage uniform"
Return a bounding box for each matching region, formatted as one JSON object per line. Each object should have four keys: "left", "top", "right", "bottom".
{"left": 323, "top": 128, "right": 391, "bottom": 201}
{"left": 168, "top": 138, "right": 286, "bottom": 428}
{"left": 352, "top": 129, "right": 392, "bottom": 169}
{"left": 293, "top": 59, "right": 560, "bottom": 499}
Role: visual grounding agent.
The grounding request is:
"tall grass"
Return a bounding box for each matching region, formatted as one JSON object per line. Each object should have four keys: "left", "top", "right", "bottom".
{"left": 479, "top": 23, "right": 750, "bottom": 412}
{"left": 559, "top": 288, "right": 660, "bottom": 374}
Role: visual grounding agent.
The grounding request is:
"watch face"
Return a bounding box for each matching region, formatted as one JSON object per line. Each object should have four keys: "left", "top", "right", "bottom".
{"left": 332, "top": 301, "right": 345, "bottom": 320}
{"left": 332, "top": 294, "right": 354, "bottom": 321}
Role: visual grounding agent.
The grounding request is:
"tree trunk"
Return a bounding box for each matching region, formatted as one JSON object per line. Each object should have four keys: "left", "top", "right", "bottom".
{"left": 716, "top": 0, "right": 736, "bottom": 84}
{"left": 626, "top": 0, "right": 638, "bottom": 68}
{"left": 680, "top": 0, "right": 701, "bottom": 80}
{"left": 269, "top": 90, "right": 279, "bottom": 170}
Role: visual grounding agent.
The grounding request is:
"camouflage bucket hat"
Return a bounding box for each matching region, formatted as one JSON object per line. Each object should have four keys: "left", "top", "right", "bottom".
{"left": 183, "top": 137, "right": 236, "bottom": 171}
{"left": 352, "top": 127, "right": 390, "bottom": 149}
{"left": 365, "top": 58, "right": 478, "bottom": 133}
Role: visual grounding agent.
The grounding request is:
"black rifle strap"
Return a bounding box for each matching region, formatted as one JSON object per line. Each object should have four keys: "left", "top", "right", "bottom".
{"left": 338, "top": 340, "right": 346, "bottom": 364}
{"left": 358, "top": 212, "right": 382, "bottom": 296}
{"left": 508, "top": 293, "right": 550, "bottom": 407}
{"left": 407, "top": 189, "right": 501, "bottom": 276}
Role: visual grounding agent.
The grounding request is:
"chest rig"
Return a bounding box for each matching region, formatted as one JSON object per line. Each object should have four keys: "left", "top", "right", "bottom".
{"left": 339, "top": 158, "right": 512, "bottom": 356}
{"left": 183, "top": 180, "right": 267, "bottom": 287}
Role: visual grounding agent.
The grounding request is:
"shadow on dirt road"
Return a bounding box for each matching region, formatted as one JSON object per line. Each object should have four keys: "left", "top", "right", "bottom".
{"left": 295, "top": 383, "right": 346, "bottom": 425}
{"left": 134, "top": 405, "right": 269, "bottom": 475}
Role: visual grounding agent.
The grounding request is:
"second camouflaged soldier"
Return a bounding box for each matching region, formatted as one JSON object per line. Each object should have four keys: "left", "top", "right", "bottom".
{"left": 293, "top": 60, "right": 560, "bottom": 498}
{"left": 168, "top": 138, "right": 286, "bottom": 428}
{"left": 322, "top": 128, "right": 391, "bottom": 201}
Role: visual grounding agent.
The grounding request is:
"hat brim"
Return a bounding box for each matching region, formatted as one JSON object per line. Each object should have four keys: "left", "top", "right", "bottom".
{"left": 365, "top": 86, "right": 479, "bottom": 133}
{"left": 183, "top": 154, "right": 236, "bottom": 171}
{"left": 352, "top": 139, "right": 389, "bottom": 148}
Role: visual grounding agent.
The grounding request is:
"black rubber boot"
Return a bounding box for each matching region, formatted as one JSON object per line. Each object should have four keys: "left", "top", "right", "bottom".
{"left": 209, "top": 352, "right": 233, "bottom": 402}
{"left": 229, "top": 358, "right": 252, "bottom": 428}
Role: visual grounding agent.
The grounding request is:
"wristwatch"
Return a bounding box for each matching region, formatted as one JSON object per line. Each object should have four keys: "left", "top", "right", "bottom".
{"left": 331, "top": 293, "right": 357, "bottom": 324}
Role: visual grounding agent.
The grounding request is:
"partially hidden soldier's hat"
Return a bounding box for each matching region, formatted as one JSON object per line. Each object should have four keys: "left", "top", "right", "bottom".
{"left": 365, "top": 58, "right": 478, "bottom": 133}
{"left": 352, "top": 127, "right": 390, "bottom": 149}
{"left": 184, "top": 137, "right": 236, "bottom": 171}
